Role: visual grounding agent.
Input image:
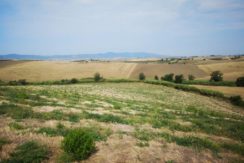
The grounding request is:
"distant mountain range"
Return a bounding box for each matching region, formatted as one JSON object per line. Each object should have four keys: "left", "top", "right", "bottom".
{"left": 0, "top": 52, "right": 163, "bottom": 60}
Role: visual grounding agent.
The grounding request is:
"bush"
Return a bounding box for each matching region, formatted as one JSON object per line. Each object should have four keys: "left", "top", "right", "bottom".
{"left": 154, "top": 75, "right": 159, "bottom": 80}
{"left": 210, "top": 71, "right": 223, "bottom": 82}
{"left": 236, "top": 77, "right": 244, "bottom": 87}
{"left": 8, "top": 79, "right": 28, "bottom": 85}
{"left": 175, "top": 74, "right": 184, "bottom": 83}
{"left": 7, "top": 141, "right": 49, "bottom": 163}
{"left": 94, "top": 72, "right": 102, "bottom": 82}
{"left": 160, "top": 76, "right": 164, "bottom": 80}
{"left": 164, "top": 73, "right": 174, "bottom": 81}
{"left": 188, "top": 74, "right": 195, "bottom": 81}
{"left": 70, "top": 78, "right": 78, "bottom": 83}
{"left": 62, "top": 128, "right": 96, "bottom": 161}
{"left": 139, "top": 73, "right": 146, "bottom": 80}
{"left": 230, "top": 96, "right": 243, "bottom": 106}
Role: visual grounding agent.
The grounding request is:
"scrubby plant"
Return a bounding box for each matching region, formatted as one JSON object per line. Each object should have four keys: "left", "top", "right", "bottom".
{"left": 160, "top": 76, "right": 164, "bottom": 80}
{"left": 154, "top": 75, "right": 159, "bottom": 80}
{"left": 70, "top": 78, "right": 78, "bottom": 84}
{"left": 210, "top": 71, "right": 223, "bottom": 82}
{"left": 163, "top": 73, "right": 174, "bottom": 81}
{"left": 188, "top": 74, "right": 195, "bottom": 81}
{"left": 236, "top": 76, "right": 244, "bottom": 87}
{"left": 175, "top": 74, "right": 184, "bottom": 83}
{"left": 139, "top": 72, "right": 146, "bottom": 80}
{"left": 94, "top": 72, "right": 102, "bottom": 82}
{"left": 62, "top": 128, "right": 96, "bottom": 161}
{"left": 6, "top": 141, "right": 49, "bottom": 163}
{"left": 230, "top": 96, "right": 243, "bottom": 106}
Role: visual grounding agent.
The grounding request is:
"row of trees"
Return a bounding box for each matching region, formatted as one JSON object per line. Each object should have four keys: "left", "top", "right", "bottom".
{"left": 138, "top": 71, "right": 244, "bottom": 86}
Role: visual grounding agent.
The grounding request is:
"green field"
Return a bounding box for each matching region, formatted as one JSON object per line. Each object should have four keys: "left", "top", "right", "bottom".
{"left": 0, "top": 82, "right": 243, "bottom": 162}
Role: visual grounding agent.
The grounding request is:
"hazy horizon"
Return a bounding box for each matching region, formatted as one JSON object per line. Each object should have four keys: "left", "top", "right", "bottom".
{"left": 1, "top": 0, "right": 244, "bottom": 56}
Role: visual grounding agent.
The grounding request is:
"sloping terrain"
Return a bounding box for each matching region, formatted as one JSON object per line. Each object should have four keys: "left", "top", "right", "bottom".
{"left": 130, "top": 63, "right": 206, "bottom": 79}
{"left": 197, "top": 61, "right": 244, "bottom": 81}
{"left": 0, "top": 83, "right": 243, "bottom": 162}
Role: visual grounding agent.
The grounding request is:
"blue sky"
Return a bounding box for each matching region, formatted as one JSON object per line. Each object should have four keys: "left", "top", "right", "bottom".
{"left": 0, "top": 0, "right": 244, "bottom": 56}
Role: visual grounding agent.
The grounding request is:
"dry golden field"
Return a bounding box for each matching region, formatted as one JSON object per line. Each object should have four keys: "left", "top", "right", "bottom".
{"left": 197, "top": 61, "right": 244, "bottom": 81}
{"left": 0, "top": 59, "right": 243, "bottom": 82}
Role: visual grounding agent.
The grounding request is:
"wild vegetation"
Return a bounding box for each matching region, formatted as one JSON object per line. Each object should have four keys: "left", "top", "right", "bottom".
{"left": 0, "top": 82, "right": 243, "bottom": 162}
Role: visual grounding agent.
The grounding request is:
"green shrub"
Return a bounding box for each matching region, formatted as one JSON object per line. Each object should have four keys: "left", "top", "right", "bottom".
{"left": 164, "top": 73, "right": 174, "bottom": 81}
{"left": 210, "top": 71, "right": 223, "bottom": 82}
{"left": 229, "top": 96, "right": 243, "bottom": 106}
{"left": 236, "top": 76, "right": 244, "bottom": 87}
{"left": 154, "top": 75, "right": 159, "bottom": 80}
{"left": 94, "top": 72, "right": 102, "bottom": 82}
{"left": 7, "top": 141, "right": 49, "bottom": 163}
{"left": 139, "top": 72, "right": 146, "bottom": 80}
{"left": 62, "top": 128, "right": 96, "bottom": 161}
{"left": 175, "top": 74, "right": 184, "bottom": 83}
{"left": 188, "top": 74, "right": 195, "bottom": 80}
{"left": 70, "top": 78, "right": 78, "bottom": 83}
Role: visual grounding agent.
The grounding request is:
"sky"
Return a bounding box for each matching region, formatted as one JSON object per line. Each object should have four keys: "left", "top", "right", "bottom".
{"left": 0, "top": 0, "right": 244, "bottom": 56}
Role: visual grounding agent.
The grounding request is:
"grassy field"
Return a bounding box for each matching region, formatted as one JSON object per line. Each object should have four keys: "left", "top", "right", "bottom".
{"left": 0, "top": 82, "right": 244, "bottom": 162}
{"left": 1, "top": 59, "right": 243, "bottom": 82}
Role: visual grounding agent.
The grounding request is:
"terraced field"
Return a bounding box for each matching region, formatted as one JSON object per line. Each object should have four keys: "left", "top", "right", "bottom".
{"left": 0, "top": 83, "right": 244, "bottom": 162}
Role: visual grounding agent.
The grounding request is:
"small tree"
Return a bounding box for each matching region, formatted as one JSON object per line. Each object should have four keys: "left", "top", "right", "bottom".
{"left": 236, "top": 76, "right": 244, "bottom": 87}
{"left": 188, "top": 74, "right": 195, "bottom": 81}
{"left": 160, "top": 76, "right": 164, "bottom": 80}
{"left": 154, "top": 75, "right": 159, "bottom": 80}
{"left": 94, "top": 73, "right": 102, "bottom": 82}
{"left": 175, "top": 74, "right": 184, "bottom": 83}
{"left": 210, "top": 71, "right": 223, "bottom": 82}
{"left": 164, "top": 73, "right": 174, "bottom": 81}
{"left": 139, "top": 73, "right": 145, "bottom": 80}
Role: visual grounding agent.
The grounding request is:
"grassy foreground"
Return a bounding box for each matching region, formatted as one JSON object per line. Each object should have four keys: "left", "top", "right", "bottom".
{"left": 0, "top": 82, "right": 243, "bottom": 162}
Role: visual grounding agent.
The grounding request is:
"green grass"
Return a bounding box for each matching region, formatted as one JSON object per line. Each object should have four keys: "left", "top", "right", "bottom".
{"left": 9, "top": 122, "right": 25, "bottom": 130}
{"left": 5, "top": 141, "right": 50, "bottom": 163}
{"left": 0, "top": 137, "right": 10, "bottom": 150}
{"left": 83, "top": 112, "right": 129, "bottom": 124}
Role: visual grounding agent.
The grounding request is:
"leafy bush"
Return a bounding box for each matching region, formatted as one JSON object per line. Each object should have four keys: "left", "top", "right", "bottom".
{"left": 6, "top": 141, "right": 49, "bottom": 163}
{"left": 8, "top": 79, "right": 28, "bottom": 85}
{"left": 62, "top": 128, "right": 96, "bottom": 161}
{"left": 188, "top": 74, "right": 195, "bottom": 81}
{"left": 94, "top": 72, "right": 102, "bottom": 82}
{"left": 210, "top": 71, "right": 223, "bottom": 82}
{"left": 70, "top": 78, "right": 78, "bottom": 83}
{"left": 229, "top": 96, "right": 243, "bottom": 106}
{"left": 154, "top": 75, "right": 159, "bottom": 80}
{"left": 164, "top": 73, "right": 174, "bottom": 81}
{"left": 236, "top": 76, "right": 244, "bottom": 87}
{"left": 139, "top": 72, "right": 146, "bottom": 80}
{"left": 160, "top": 76, "right": 164, "bottom": 80}
{"left": 175, "top": 74, "right": 184, "bottom": 83}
